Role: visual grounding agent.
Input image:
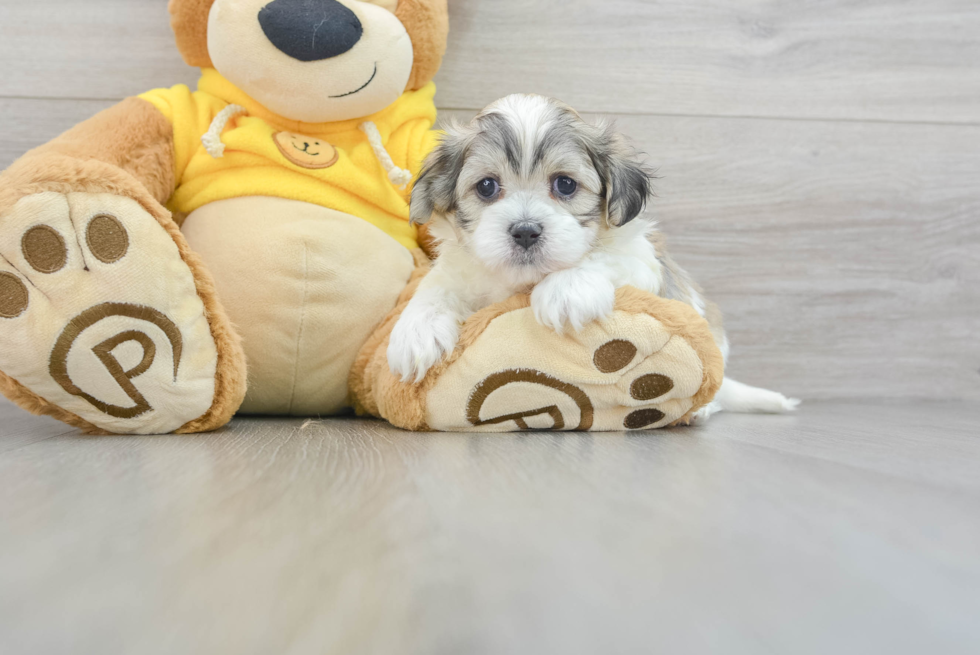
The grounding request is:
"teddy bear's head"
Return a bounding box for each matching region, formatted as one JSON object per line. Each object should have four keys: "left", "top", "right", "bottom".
{"left": 169, "top": 0, "right": 449, "bottom": 123}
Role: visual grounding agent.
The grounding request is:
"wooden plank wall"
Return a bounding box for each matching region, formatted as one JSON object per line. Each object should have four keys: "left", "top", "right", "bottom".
{"left": 0, "top": 0, "right": 977, "bottom": 402}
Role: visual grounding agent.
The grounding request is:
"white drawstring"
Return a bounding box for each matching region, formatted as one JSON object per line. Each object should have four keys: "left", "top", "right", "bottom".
{"left": 203, "top": 110, "right": 413, "bottom": 191}
{"left": 359, "top": 121, "right": 413, "bottom": 189}
{"left": 202, "top": 104, "right": 247, "bottom": 158}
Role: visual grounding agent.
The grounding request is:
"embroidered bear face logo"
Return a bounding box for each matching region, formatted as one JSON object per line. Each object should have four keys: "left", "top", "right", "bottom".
{"left": 273, "top": 131, "right": 339, "bottom": 169}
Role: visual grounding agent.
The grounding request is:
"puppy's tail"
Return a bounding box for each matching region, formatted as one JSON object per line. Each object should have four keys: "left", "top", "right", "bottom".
{"left": 715, "top": 377, "right": 800, "bottom": 414}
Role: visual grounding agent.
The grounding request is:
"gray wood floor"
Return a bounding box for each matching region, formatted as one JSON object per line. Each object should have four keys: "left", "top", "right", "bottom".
{"left": 1, "top": 1, "right": 979, "bottom": 652}
{"left": 1, "top": 0, "right": 978, "bottom": 400}
{"left": 2, "top": 397, "right": 979, "bottom": 654}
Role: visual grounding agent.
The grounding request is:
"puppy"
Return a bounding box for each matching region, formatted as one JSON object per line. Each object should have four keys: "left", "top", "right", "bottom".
{"left": 388, "top": 94, "right": 798, "bottom": 419}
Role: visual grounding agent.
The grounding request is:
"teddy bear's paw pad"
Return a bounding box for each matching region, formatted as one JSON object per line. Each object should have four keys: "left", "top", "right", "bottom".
{"left": 0, "top": 192, "right": 218, "bottom": 434}
{"left": 423, "top": 305, "right": 709, "bottom": 432}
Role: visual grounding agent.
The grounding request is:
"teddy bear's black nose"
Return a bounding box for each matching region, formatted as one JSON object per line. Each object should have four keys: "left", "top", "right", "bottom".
{"left": 258, "top": 0, "right": 363, "bottom": 62}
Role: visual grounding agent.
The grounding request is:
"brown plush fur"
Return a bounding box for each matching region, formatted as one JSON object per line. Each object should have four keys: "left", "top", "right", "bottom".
{"left": 2, "top": 98, "right": 176, "bottom": 207}
{"left": 169, "top": 0, "right": 215, "bottom": 68}
{"left": 167, "top": 0, "right": 449, "bottom": 90}
{"left": 395, "top": 0, "right": 449, "bottom": 90}
{"left": 648, "top": 231, "right": 727, "bottom": 349}
{"left": 414, "top": 223, "right": 440, "bottom": 260}
{"left": 2, "top": 0, "right": 449, "bottom": 435}
{"left": 0, "top": 102, "right": 248, "bottom": 434}
{"left": 612, "top": 287, "right": 725, "bottom": 425}
{"left": 350, "top": 276, "right": 725, "bottom": 431}
{"left": 173, "top": 238, "right": 248, "bottom": 434}
{"left": 0, "top": 372, "right": 107, "bottom": 436}
{"left": 348, "top": 248, "right": 431, "bottom": 421}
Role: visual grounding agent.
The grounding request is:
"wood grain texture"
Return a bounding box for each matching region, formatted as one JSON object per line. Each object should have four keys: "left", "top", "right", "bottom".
{"left": 440, "top": 109, "right": 980, "bottom": 401}
{"left": 435, "top": 0, "right": 980, "bottom": 123}
{"left": 0, "top": 405, "right": 78, "bottom": 455}
{"left": 623, "top": 113, "right": 980, "bottom": 402}
{"left": 0, "top": 0, "right": 197, "bottom": 101}
{"left": 1, "top": 0, "right": 979, "bottom": 124}
{"left": 2, "top": 98, "right": 976, "bottom": 400}
{"left": 0, "top": 98, "right": 116, "bottom": 166}
{"left": 2, "top": 397, "right": 979, "bottom": 654}
{"left": 1, "top": 4, "right": 978, "bottom": 653}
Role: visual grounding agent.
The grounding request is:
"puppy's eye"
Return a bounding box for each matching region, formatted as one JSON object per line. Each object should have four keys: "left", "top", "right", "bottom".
{"left": 553, "top": 176, "right": 578, "bottom": 198}
{"left": 476, "top": 178, "right": 501, "bottom": 200}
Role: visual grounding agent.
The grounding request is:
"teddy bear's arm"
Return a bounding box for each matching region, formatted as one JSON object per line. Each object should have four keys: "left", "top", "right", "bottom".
{"left": 0, "top": 97, "right": 175, "bottom": 215}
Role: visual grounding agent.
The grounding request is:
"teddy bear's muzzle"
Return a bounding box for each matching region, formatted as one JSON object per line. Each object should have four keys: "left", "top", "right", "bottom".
{"left": 258, "top": 0, "right": 363, "bottom": 62}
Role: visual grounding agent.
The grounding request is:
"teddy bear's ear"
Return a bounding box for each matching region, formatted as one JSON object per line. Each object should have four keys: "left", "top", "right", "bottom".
{"left": 169, "top": 0, "right": 216, "bottom": 68}
{"left": 395, "top": 0, "right": 450, "bottom": 91}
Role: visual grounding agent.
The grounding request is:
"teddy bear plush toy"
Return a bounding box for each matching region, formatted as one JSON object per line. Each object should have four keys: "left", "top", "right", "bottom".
{"left": 0, "top": 0, "right": 723, "bottom": 435}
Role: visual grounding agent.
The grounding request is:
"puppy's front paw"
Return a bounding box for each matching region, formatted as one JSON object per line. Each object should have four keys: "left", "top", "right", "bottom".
{"left": 387, "top": 304, "right": 460, "bottom": 383}
{"left": 532, "top": 269, "right": 616, "bottom": 334}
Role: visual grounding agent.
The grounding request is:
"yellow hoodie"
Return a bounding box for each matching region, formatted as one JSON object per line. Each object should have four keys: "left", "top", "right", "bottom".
{"left": 140, "top": 69, "right": 439, "bottom": 249}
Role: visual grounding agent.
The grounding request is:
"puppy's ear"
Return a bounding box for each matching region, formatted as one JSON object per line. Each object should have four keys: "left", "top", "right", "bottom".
{"left": 587, "top": 126, "right": 654, "bottom": 227}
{"left": 410, "top": 126, "right": 469, "bottom": 225}
{"left": 605, "top": 151, "right": 653, "bottom": 227}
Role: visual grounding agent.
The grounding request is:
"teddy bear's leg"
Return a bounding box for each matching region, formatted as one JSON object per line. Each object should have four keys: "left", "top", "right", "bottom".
{"left": 181, "top": 197, "right": 416, "bottom": 416}
{"left": 351, "top": 283, "right": 725, "bottom": 432}
{"left": 0, "top": 98, "right": 246, "bottom": 434}
{"left": 0, "top": 192, "right": 246, "bottom": 434}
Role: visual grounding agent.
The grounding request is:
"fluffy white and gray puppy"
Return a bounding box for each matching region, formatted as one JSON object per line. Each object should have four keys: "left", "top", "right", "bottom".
{"left": 388, "top": 94, "right": 798, "bottom": 419}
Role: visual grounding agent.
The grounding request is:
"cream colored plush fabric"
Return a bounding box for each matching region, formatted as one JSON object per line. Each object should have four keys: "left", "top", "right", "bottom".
{"left": 426, "top": 308, "right": 706, "bottom": 432}
{"left": 350, "top": 286, "right": 725, "bottom": 433}
{"left": 0, "top": 192, "right": 218, "bottom": 434}
{"left": 207, "top": 0, "right": 414, "bottom": 123}
{"left": 181, "top": 197, "right": 415, "bottom": 415}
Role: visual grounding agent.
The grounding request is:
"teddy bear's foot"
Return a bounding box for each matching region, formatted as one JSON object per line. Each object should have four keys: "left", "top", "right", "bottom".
{"left": 0, "top": 192, "right": 243, "bottom": 434}
{"left": 352, "top": 285, "right": 725, "bottom": 432}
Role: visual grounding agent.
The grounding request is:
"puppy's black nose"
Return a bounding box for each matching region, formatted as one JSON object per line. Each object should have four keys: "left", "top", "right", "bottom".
{"left": 509, "top": 223, "right": 543, "bottom": 250}
{"left": 259, "top": 0, "right": 363, "bottom": 62}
